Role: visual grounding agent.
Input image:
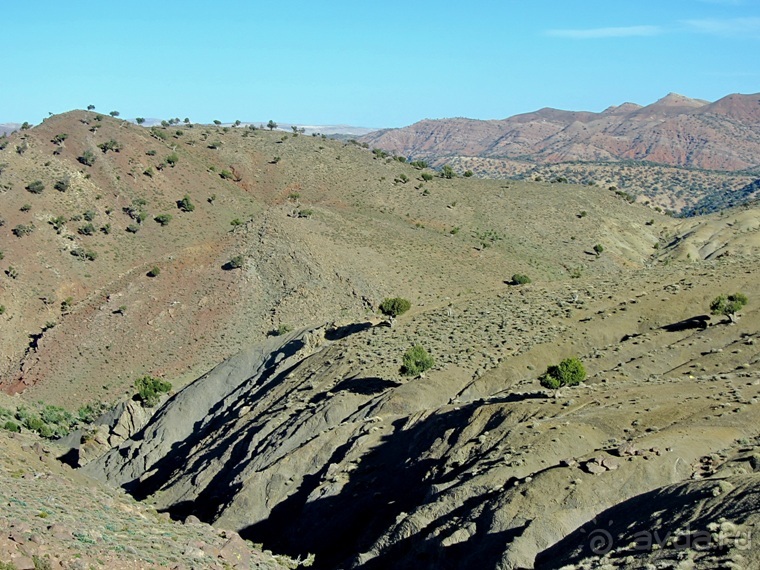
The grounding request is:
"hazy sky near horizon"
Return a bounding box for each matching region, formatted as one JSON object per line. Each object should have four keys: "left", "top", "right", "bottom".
{"left": 3, "top": 0, "right": 759, "bottom": 127}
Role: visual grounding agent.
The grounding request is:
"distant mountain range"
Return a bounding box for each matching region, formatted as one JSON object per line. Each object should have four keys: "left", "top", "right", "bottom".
{"left": 359, "top": 93, "right": 760, "bottom": 172}
{"left": 0, "top": 123, "right": 19, "bottom": 136}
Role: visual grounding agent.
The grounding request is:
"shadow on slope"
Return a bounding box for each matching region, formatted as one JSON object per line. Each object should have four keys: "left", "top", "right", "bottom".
{"left": 239, "top": 401, "right": 524, "bottom": 570}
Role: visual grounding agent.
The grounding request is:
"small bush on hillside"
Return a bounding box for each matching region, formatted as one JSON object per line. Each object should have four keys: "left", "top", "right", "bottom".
{"left": 70, "top": 248, "right": 97, "bottom": 261}
{"left": 154, "top": 213, "right": 172, "bottom": 226}
{"left": 540, "top": 357, "right": 586, "bottom": 390}
{"left": 98, "top": 139, "right": 121, "bottom": 153}
{"left": 463, "top": 170, "right": 474, "bottom": 177}
{"left": 83, "top": 210, "right": 96, "bottom": 221}
{"left": 227, "top": 255, "right": 244, "bottom": 269}
{"left": 50, "top": 216, "right": 67, "bottom": 233}
{"left": 0, "top": 305, "right": 5, "bottom": 315}
{"left": 710, "top": 293, "right": 748, "bottom": 323}
{"left": 177, "top": 194, "right": 195, "bottom": 212}
{"left": 135, "top": 376, "right": 172, "bottom": 408}
{"left": 26, "top": 180, "right": 45, "bottom": 194}
{"left": 78, "top": 150, "right": 96, "bottom": 166}
{"left": 379, "top": 297, "right": 411, "bottom": 318}
{"left": 401, "top": 345, "right": 434, "bottom": 376}
{"left": 420, "top": 172, "right": 434, "bottom": 182}
{"left": 593, "top": 244, "right": 604, "bottom": 256}
{"left": 12, "top": 224, "right": 35, "bottom": 237}
{"left": 78, "top": 223, "right": 95, "bottom": 236}
{"left": 269, "top": 324, "right": 293, "bottom": 336}
{"left": 440, "top": 165, "right": 456, "bottom": 179}
{"left": 147, "top": 266, "right": 161, "bottom": 277}
{"left": 54, "top": 178, "right": 70, "bottom": 192}
{"left": 511, "top": 274, "right": 531, "bottom": 285}
{"left": 166, "top": 153, "right": 179, "bottom": 167}
{"left": 3, "top": 421, "right": 20, "bottom": 433}
{"left": 126, "top": 223, "right": 140, "bottom": 233}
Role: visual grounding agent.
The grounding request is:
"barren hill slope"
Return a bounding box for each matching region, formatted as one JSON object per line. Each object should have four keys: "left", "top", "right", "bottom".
{"left": 2, "top": 110, "right": 760, "bottom": 569}
{"left": 0, "top": 112, "right": 667, "bottom": 407}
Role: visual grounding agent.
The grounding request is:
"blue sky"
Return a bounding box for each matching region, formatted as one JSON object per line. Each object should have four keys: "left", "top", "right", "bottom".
{"left": 3, "top": 0, "right": 759, "bottom": 127}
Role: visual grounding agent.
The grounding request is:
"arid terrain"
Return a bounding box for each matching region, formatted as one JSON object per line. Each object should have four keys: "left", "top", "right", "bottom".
{"left": 1, "top": 110, "right": 759, "bottom": 569}
{"left": 359, "top": 92, "right": 760, "bottom": 215}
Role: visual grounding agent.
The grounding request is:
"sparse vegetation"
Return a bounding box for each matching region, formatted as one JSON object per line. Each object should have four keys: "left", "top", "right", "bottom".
{"left": 70, "top": 248, "right": 98, "bottom": 261}
{"left": 12, "top": 224, "right": 35, "bottom": 237}
{"left": 226, "top": 255, "right": 244, "bottom": 269}
{"left": 54, "top": 178, "right": 70, "bottom": 192}
{"left": 710, "top": 293, "right": 748, "bottom": 323}
{"left": 26, "top": 180, "right": 45, "bottom": 194}
{"left": 134, "top": 375, "right": 172, "bottom": 407}
{"left": 511, "top": 274, "right": 532, "bottom": 285}
{"left": 78, "top": 149, "right": 96, "bottom": 166}
{"left": 166, "top": 153, "right": 179, "bottom": 167}
{"left": 97, "top": 139, "right": 121, "bottom": 153}
{"left": 440, "top": 165, "right": 456, "bottom": 179}
{"left": 593, "top": 244, "right": 604, "bottom": 256}
{"left": 269, "top": 324, "right": 293, "bottom": 336}
{"left": 177, "top": 194, "right": 195, "bottom": 212}
{"left": 379, "top": 297, "right": 411, "bottom": 318}
{"left": 540, "top": 357, "right": 586, "bottom": 390}
{"left": 154, "top": 213, "right": 173, "bottom": 226}
{"left": 147, "top": 266, "right": 161, "bottom": 277}
{"left": 401, "top": 345, "right": 434, "bottom": 376}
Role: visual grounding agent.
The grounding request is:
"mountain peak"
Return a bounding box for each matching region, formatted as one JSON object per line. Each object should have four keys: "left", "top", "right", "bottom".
{"left": 651, "top": 93, "right": 708, "bottom": 108}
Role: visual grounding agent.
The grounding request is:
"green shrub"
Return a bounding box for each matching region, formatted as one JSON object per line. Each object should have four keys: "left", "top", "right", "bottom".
{"left": 49, "top": 216, "right": 67, "bottom": 233}
{"left": 134, "top": 376, "right": 172, "bottom": 407}
{"left": 379, "top": 297, "right": 411, "bottom": 318}
{"left": 463, "top": 170, "right": 474, "bottom": 177}
{"left": 70, "top": 248, "right": 97, "bottom": 261}
{"left": 227, "top": 255, "right": 244, "bottom": 269}
{"left": 154, "top": 214, "right": 172, "bottom": 226}
{"left": 12, "top": 224, "right": 35, "bottom": 237}
{"left": 166, "top": 153, "right": 179, "bottom": 167}
{"left": 78, "top": 150, "right": 96, "bottom": 166}
{"left": 420, "top": 172, "right": 433, "bottom": 182}
{"left": 177, "top": 194, "right": 195, "bottom": 212}
{"left": 219, "top": 169, "right": 234, "bottom": 180}
{"left": 147, "top": 266, "right": 161, "bottom": 277}
{"left": 440, "top": 165, "right": 456, "bottom": 179}
{"left": 511, "top": 274, "right": 531, "bottom": 285}
{"left": 83, "top": 210, "right": 96, "bottom": 221}
{"left": 710, "top": 293, "right": 748, "bottom": 323}
{"left": 26, "top": 180, "right": 45, "bottom": 194}
{"left": 78, "top": 223, "right": 95, "bottom": 236}
{"left": 540, "top": 357, "right": 586, "bottom": 390}
{"left": 593, "top": 244, "right": 604, "bottom": 256}
{"left": 54, "top": 178, "right": 70, "bottom": 192}
{"left": 3, "top": 421, "right": 20, "bottom": 433}
{"left": 77, "top": 402, "right": 108, "bottom": 424}
{"left": 401, "top": 345, "right": 434, "bottom": 376}
{"left": 97, "top": 139, "right": 121, "bottom": 153}
{"left": 270, "top": 324, "right": 293, "bottom": 336}
{"left": 0, "top": 305, "right": 5, "bottom": 315}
